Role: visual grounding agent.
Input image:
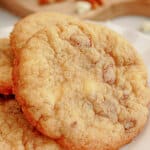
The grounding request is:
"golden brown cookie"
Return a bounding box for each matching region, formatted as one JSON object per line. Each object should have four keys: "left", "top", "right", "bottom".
{"left": 0, "top": 39, "right": 13, "bottom": 95}
{"left": 13, "top": 17, "right": 150, "bottom": 150}
{"left": 11, "top": 12, "right": 79, "bottom": 56}
{"left": 0, "top": 98, "right": 62, "bottom": 150}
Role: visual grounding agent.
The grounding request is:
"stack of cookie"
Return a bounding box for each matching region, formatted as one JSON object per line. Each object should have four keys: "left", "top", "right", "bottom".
{"left": 0, "top": 12, "right": 149, "bottom": 150}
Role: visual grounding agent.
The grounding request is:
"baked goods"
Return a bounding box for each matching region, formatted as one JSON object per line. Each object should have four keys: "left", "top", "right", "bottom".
{"left": 0, "top": 39, "right": 13, "bottom": 95}
{"left": 11, "top": 12, "right": 79, "bottom": 54}
{"left": 39, "top": 0, "right": 64, "bottom": 5}
{"left": 12, "top": 14, "right": 150, "bottom": 150}
{"left": 38, "top": 0, "right": 103, "bottom": 8}
{"left": 0, "top": 98, "right": 62, "bottom": 150}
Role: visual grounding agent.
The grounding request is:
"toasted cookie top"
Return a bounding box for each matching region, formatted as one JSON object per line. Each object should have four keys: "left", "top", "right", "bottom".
{"left": 11, "top": 12, "right": 79, "bottom": 54}
{"left": 13, "top": 16, "right": 150, "bottom": 150}
{"left": 0, "top": 39, "right": 13, "bottom": 94}
{"left": 0, "top": 99, "right": 61, "bottom": 150}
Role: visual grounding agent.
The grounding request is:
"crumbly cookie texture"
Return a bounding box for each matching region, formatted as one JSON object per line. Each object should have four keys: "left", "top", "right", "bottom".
{"left": 11, "top": 12, "right": 79, "bottom": 55}
{"left": 13, "top": 17, "right": 150, "bottom": 150}
{"left": 0, "top": 99, "right": 61, "bottom": 150}
{"left": 0, "top": 39, "right": 13, "bottom": 94}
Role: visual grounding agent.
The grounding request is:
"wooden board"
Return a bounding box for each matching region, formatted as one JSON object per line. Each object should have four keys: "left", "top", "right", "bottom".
{"left": 0, "top": 0, "right": 150, "bottom": 20}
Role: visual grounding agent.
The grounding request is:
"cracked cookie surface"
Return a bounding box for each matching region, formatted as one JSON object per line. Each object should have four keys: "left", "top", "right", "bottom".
{"left": 0, "top": 98, "right": 61, "bottom": 150}
{"left": 0, "top": 39, "right": 13, "bottom": 94}
{"left": 13, "top": 14, "right": 150, "bottom": 150}
{"left": 11, "top": 12, "right": 79, "bottom": 55}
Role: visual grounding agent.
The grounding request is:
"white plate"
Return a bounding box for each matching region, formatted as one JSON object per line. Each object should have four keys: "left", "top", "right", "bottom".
{"left": 0, "top": 24, "right": 150, "bottom": 150}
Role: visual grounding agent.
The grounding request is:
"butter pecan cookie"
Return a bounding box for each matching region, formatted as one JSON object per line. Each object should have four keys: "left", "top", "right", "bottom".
{"left": 11, "top": 12, "right": 79, "bottom": 55}
{"left": 13, "top": 18, "right": 150, "bottom": 150}
{"left": 0, "top": 39, "right": 13, "bottom": 94}
{"left": 0, "top": 98, "right": 62, "bottom": 150}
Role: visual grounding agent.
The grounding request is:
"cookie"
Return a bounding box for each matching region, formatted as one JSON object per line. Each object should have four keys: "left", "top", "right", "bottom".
{"left": 11, "top": 12, "right": 79, "bottom": 56}
{"left": 13, "top": 17, "right": 150, "bottom": 150}
{"left": 0, "top": 98, "right": 62, "bottom": 150}
{"left": 0, "top": 39, "right": 13, "bottom": 95}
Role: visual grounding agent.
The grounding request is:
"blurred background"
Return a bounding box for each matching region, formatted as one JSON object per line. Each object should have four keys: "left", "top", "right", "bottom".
{"left": 0, "top": 0, "right": 150, "bottom": 35}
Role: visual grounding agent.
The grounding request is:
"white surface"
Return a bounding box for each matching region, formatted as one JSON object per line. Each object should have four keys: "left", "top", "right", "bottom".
{"left": 111, "top": 16, "right": 150, "bottom": 30}
{"left": 0, "top": 23, "right": 150, "bottom": 150}
{"left": 0, "top": 7, "right": 19, "bottom": 28}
